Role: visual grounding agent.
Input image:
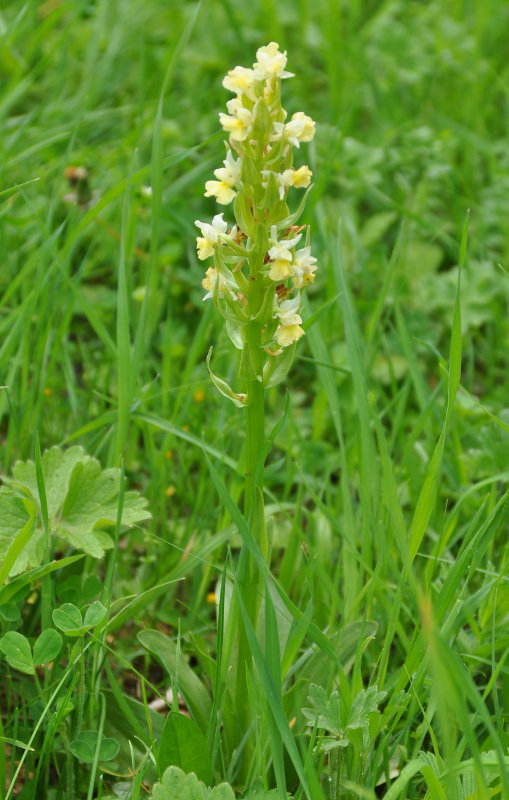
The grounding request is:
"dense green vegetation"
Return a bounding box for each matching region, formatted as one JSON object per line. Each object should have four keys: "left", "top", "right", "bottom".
{"left": 1, "top": 1, "right": 508, "bottom": 798}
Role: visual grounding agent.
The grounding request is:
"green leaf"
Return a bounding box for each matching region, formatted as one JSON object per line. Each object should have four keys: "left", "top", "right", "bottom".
{"left": 241, "top": 779, "right": 282, "bottom": 799}
{"left": 302, "top": 684, "right": 341, "bottom": 736}
{"left": 0, "top": 601, "right": 22, "bottom": 622}
{"left": 0, "top": 446, "right": 150, "bottom": 575}
{"left": 82, "top": 574, "right": 103, "bottom": 603}
{"left": 11, "top": 446, "right": 87, "bottom": 517}
{"left": 56, "top": 575, "right": 82, "bottom": 604}
{"left": 208, "top": 787, "right": 236, "bottom": 800}
{"left": 52, "top": 603, "right": 83, "bottom": 636}
{"left": 0, "top": 631, "right": 34, "bottom": 675}
{"left": 33, "top": 629, "right": 62, "bottom": 665}
{"left": 137, "top": 630, "right": 212, "bottom": 732}
{"left": 83, "top": 600, "right": 107, "bottom": 628}
{"left": 0, "top": 490, "right": 41, "bottom": 577}
{"left": 60, "top": 461, "right": 136, "bottom": 556}
{"left": 158, "top": 713, "right": 212, "bottom": 786}
{"left": 206, "top": 348, "right": 246, "bottom": 408}
{"left": 263, "top": 343, "right": 297, "bottom": 389}
{"left": 70, "top": 730, "right": 119, "bottom": 764}
{"left": 233, "top": 191, "right": 255, "bottom": 239}
{"left": 150, "top": 766, "right": 235, "bottom": 800}
{"left": 151, "top": 766, "right": 205, "bottom": 800}
{"left": 53, "top": 601, "right": 107, "bottom": 636}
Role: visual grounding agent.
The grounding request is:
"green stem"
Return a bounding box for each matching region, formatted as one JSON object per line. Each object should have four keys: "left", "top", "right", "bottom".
{"left": 73, "top": 640, "right": 86, "bottom": 741}
{"left": 245, "top": 373, "right": 265, "bottom": 518}
{"left": 232, "top": 311, "right": 270, "bottom": 777}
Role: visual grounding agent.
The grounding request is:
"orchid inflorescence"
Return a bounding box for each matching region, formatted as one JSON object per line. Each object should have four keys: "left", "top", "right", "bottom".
{"left": 196, "top": 42, "right": 316, "bottom": 396}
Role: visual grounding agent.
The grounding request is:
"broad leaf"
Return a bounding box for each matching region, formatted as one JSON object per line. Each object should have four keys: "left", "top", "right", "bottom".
{"left": 53, "top": 603, "right": 83, "bottom": 635}
{"left": 70, "top": 730, "right": 120, "bottom": 764}
{"left": 302, "top": 684, "right": 341, "bottom": 736}
{"left": 150, "top": 766, "right": 235, "bottom": 800}
{"left": 0, "top": 446, "right": 150, "bottom": 575}
{"left": 0, "top": 631, "right": 34, "bottom": 675}
{"left": 33, "top": 629, "right": 62, "bottom": 665}
{"left": 53, "top": 601, "right": 106, "bottom": 636}
{"left": 158, "top": 713, "right": 212, "bottom": 786}
{"left": 0, "top": 490, "right": 42, "bottom": 576}
{"left": 303, "top": 683, "right": 387, "bottom": 753}
{"left": 11, "top": 446, "right": 88, "bottom": 518}
{"left": 345, "top": 686, "right": 387, "bottom": 732}
{"left": 83, "top": 600, "right": 107, "bottom": 628}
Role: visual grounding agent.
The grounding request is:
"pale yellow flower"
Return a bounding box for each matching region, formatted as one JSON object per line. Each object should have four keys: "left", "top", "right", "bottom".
{"left": 196, "top": 237, "right": 214, "bottom": 260}
{"left": 285, "top": 112, "right": 316, "bottom": 148}
{"left": 222, "top": 66, "right": 256, "bottom": 100}
{"left": 267, "top": 226, "right": 302, "bottom": 280}
{"left": 205, "top": 151, "right": 241, "bottom": 205}
{"left": 277, "top": 323, "right": 304, "bottom": 347}
{"left": 252, "top": 42, "right": 294, "bottom": 81}
{"left": 275, "top": 295, "right": 305, "bottom": 346}
{"left": 204, "top": 181, "right": 236, "bottom": 205}
{"left": 269, "top": 259, "right": 295, "bottom": 281}
{"left": 219, "top": 99, "right": 253, "bottom": 142}
{"left": 292, "top": 165, "right": 312, "bottom": 187}
{"left": 195, "top": 214, "right": 228, "bottom": 260}
{"left": 276, "top": 165, "right": 312, "bottom": 195}
{"left": 292, "top": 247, "right": 318, "bottom": 288}
{"left": 202, "top": 266, "right": 226, "bottom": 300}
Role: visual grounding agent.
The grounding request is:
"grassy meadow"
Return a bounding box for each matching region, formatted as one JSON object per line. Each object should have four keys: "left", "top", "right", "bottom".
{"left": 1, "top": 0, "right": 509, "bottom": 798}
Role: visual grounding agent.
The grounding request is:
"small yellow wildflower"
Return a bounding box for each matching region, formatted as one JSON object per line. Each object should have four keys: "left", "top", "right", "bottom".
{"left": 269, "top": 259, "right": 295, "bottom": 282}
{"left": 292, "top": 165, "right": 313, "bottom": 187}
{"left": 285, "top": 112, "right": 316, "bottom": 147}
{"left": 292, "top": 247, "right": 318, "bottom": 288}
{"left": 252, "top": 42, "right": 294, "bottom": 81}
{"left": 275, "top": 295, "right": 305, "bottom": 347}
{"left": 205, "top": 151, "right": 241, "bottom": 205}
{"left": 165, "top": 485, "right": 176, "bottom": 497}
{"left": 277, "top": 324, "right": 304, "bottom": 347}
{"left": 219, "top": 99, "right": 253, "bottom": 142}
{"left": 194, "top": 389, "right": 205, "bottom": 403}
{"left": 267, "top": 226, "right": 302, "bottom": 282}
{"left": 222, "top": 65, "right": 256, "bottom": 100}
{"left": 195, "top": 214, "right": 228, "bottom": 260}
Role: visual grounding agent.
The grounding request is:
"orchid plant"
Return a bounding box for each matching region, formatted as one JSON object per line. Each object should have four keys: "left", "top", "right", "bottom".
{"left": 195, "top": 42, "right": 317, "bottom": 771}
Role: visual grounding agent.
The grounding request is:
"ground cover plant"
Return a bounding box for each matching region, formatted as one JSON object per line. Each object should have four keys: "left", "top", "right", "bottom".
{"left": 1, "top": 1, "right": 509, "bottom": 798}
